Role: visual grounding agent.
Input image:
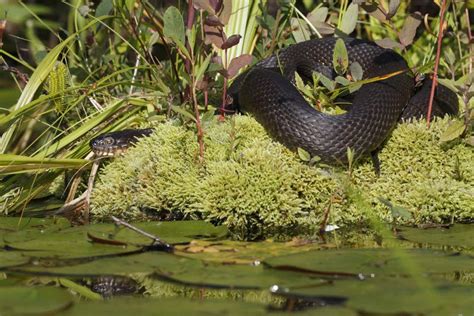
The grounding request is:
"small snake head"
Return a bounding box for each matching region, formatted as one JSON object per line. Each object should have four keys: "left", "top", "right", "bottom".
{"left": 90, "top": 128, "right": 154, "bottom": 157}
{"left": 90, "top": 135, "right": 119, "bottom": 157}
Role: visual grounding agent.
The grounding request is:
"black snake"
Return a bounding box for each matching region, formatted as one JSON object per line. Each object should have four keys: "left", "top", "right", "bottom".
{"left": 90, "top": 37, "right": 458, "bottom": 163}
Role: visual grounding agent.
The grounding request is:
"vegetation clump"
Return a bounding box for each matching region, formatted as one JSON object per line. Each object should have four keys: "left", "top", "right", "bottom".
{"left": 91, "top": 116, "right": 474, "bottom": 240}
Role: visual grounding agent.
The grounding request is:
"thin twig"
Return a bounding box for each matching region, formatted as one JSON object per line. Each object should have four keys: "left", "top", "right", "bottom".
{"left": 186, "top": 0, "right": 204, "bottom": 161}
{"left": 83, "top": 159, "right": 102, "bottom": 224}
{"left": 465, "top": 8, "right": 473, "bottom": 75}
{"left": 185, "top": 0, "right": 195, "bottom": 74}
{"left": 191, "top": 76, "right": 205, "bottom": 162}
{"left": 426, "top": 0, "right": 448, "bottom": 127}
{"left": 111, "top": 216, "right": 173, "bottom": 251}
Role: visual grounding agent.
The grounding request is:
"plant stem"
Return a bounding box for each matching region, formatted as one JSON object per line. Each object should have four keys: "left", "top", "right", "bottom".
{"left": 220, "top": 48, "right": 228, "bottom": 117}
{"left": 426, "top": 0, "right": 448, "bottom": 128}
{"left": 185, "top": 0, "right": 195, "bottom": 74}
{"left": 192, "top": 83, "right": 205, "bottom": 162}
{"left": 185, "top": 0, "right": 204, "bottom": 161}
{"left": 465, "top": 8, "right": 473, "bottom": 75}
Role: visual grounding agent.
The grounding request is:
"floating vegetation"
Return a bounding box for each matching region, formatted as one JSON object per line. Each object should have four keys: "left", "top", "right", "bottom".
{"left": 1, "top": 218, "right": 473, "bottom": 315}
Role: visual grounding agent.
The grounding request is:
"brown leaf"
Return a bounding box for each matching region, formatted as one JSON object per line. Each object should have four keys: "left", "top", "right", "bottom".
{"left": 196, "top": 78, "right": 209, "bottom": 90}
{"left": 360, "top": 2, "right": 387, "bottom": 22}
{"left": 387, "top": 0, "right": 400, "bottom": 18}
{"left": 221, "top": 34, "right": 241, "bottom": 49}
{"left": 218, "top": 68, "right": 229, "bottom": 78}
{"left": 307, "top": 6, "right": 328, "bottom": 24}
{"left": 211, "top": 55, "right": 222, "bottom": 65}
{"left": 209, "top": 0, "right": 222, "bottom": 13}
{"left": 312, "top": 21, "right": 335, "bottom": 35}
{"left": 226, "top": 54, "right": 253, "bottom": 78}
{"left": 204, "top": 24, "right": 224, "bottom": 48}
{"left": 219, "top": 0, "right": 233, "bottom": 25}
{"left": 193, "top": 0, "right": 215, "bottom": 14}
{"left": 375, "top": 38, "right": 404, "bottom": 49}
{"left": 399, "top": 12, "right": 422, "bottom": 47}
{"left": 205, "top": 15, "right": 224, "bottom": 27}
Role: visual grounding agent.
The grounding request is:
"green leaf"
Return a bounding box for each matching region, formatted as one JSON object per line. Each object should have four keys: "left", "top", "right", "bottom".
{"left": 309, "top": 155, "right": 321, "bottom": 165}
{"left": 0, "top": 18, "right": 106, "bottom": 153}
{"left": 437, "top": 78, "right": 459, "bottom": 93}
{"left": 349, "top": 62, "right": 363, "bottom": 81}
{"left": 95, "top": 0, "right": 113, "bottom": 17}
{"left": 194, "top": 54, "right": 212, "bottom": 85}
{"left": 163, "top": 6, "right": 185, "bottom": 47}
{"left": 443, "top": 47, "right": 456, "bottom": 66}
{"left": 171, "top": 105, "right": 197, "bottom": 122}
{"left": 0, "top": 154, "right": 87, "bottom": 174}
{"left": 335, "top": 76, "right": 351, "bottom": 86}
{"left": 297, "top": 147, "right": 311, "bottom": 162}
{"left": 333, "top": 38, "right": 349, "bottom": 75}
{"left": 439, "top": 120, "right": 466, "bottom": 143}
{"left": 315, "top": 72, "right": 336, "bottom": 91}
{"left": 295, "top": 72, "right": 311, "bottom": 98}
{"left": 290, "top": 17, "right": 310, "bottom": 43}
{"left": 378, "top": 197, "right": 413, "bottom": 220}
{"left": 340, "top": 3, "right": 359, "bottom": 35}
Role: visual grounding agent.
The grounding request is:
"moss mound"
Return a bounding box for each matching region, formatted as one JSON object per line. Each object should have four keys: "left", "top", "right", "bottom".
{"left": 91, "top": 116, "right": 473, "bottom": 240}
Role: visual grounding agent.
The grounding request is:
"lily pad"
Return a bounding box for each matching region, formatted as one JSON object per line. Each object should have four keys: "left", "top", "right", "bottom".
{"left": 2, "top": 220, "right": 227, "bottom": 260}
{"left": 274, "top": 278, "right": 474, "bottom": 314}
{"left": 265, "top": 248, "right": 474, "bottom": 277}
{"left": 0, "top": 251, "right": 30, "bottom": 269}
{"left": 62, "top": 297, "right": 267, "bottom": 316}
{"left": 0, "top": 287, "right": 73, "bottom": 315}
{"left": 398, "top": 225, "right": 474, "bottom": 250}
{"left": 3, "top": 224, "right": 143, "bottom": 259}
{"left": 11, "top": 252, "right": 327, "bottom": 291}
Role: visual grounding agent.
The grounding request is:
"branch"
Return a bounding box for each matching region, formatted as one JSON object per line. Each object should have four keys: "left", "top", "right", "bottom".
{"left": 426, "top": 0, "right": 448, "bottom": 128}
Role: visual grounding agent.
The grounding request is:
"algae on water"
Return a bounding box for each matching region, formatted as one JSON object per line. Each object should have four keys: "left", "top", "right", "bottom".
{"left": 91, "top": 116, "right": 473, "bottom": 240}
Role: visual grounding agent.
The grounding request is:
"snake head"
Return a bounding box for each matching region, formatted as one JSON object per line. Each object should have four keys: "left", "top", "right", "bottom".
{"left": 90, "top": 128, "right": 154, "bottom": 157}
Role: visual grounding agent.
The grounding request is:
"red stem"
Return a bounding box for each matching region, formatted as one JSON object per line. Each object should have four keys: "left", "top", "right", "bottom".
{"left": 186, "top": 0, "right": 204, "bottom": 161}
{"left": 185, "top": 0, "right": 195, "bottom": 74}
{"left": 426, "top": 0, "right": 448, "bottom": 128}
{"left": 220, "top": 48, "right": 228, "bottom": 118}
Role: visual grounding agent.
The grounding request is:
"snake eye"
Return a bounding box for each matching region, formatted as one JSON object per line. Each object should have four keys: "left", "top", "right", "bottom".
{"left": 103, "top": 137, "right": 115, "bottom": 145}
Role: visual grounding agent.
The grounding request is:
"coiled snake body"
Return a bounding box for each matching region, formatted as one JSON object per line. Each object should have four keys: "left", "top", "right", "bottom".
{"left": 91, "top": 38, "right": 458, "bottom": 163}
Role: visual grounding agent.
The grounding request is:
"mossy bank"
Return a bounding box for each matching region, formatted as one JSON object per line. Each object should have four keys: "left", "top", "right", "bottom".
{"left": 91, "top": 116, "right": 473, "bottom": 240}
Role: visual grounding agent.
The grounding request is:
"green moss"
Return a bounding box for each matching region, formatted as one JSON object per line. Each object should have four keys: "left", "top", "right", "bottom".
{"left": 91, "top": 123, "right": 202, "bottom": 221}
{"left": 91, "top": 116, "right": 473, "bottom": 240}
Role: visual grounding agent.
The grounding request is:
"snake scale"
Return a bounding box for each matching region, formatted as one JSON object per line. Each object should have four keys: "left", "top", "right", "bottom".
{"left": 90, "top": 37, "right": 458, "bottom": 164}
